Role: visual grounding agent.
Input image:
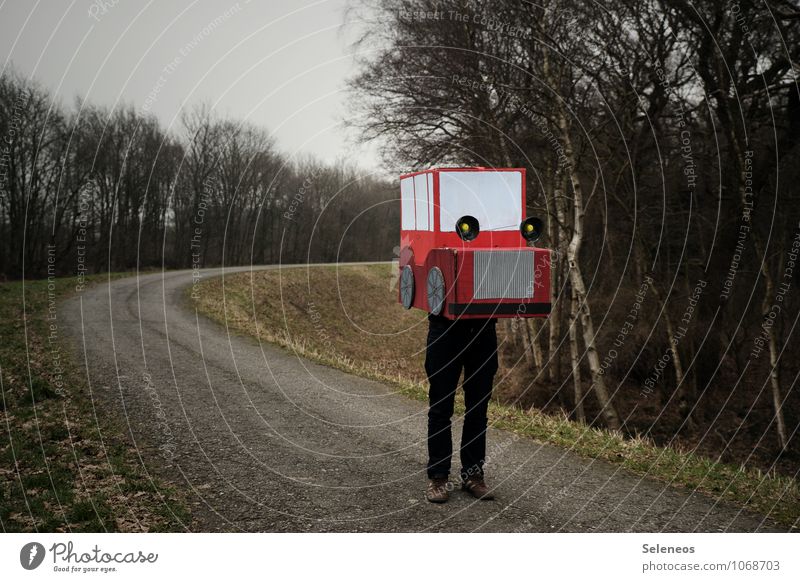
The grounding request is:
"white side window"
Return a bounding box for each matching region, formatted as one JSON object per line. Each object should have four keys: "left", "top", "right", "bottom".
{"left": 414, "top": 173, "right": 429, "bottom": 231}
{"left": 400, "top": 177, "right": 415, "bottom": 230}
{"left": 439, "top": 171, "right": 522, "bottom": 231}
{"left": 427, "top": 172, "right": 434, "bottom": 230}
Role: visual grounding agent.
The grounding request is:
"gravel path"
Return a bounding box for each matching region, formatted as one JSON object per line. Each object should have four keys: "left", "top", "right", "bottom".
{"left": 61, "top": 267, "right": 781, "bottom": 532}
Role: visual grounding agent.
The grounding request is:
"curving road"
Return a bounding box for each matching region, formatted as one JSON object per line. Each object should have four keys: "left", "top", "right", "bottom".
{"left": 61, "top": 267, "right": 781, "bottom": 532}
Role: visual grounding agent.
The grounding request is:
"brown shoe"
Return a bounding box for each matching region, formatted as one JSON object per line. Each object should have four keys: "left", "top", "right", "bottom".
{"left": 462, "top": 476, "right": 494, "bottom": 500}
{"left": 426, "top": 477, "right": 450, "bottom": 503}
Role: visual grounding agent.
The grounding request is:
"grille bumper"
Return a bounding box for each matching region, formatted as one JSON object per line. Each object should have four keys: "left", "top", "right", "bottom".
{"left": 472, "top": 250, "right": 535, "bottom": 299}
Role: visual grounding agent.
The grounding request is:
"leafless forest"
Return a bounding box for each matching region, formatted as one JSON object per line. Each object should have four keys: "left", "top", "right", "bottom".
{"left": 2, "top": 0, "right": 800, "bottom": 473}
{"left": 0, "top": 81, "right": 397, "bottom": 278}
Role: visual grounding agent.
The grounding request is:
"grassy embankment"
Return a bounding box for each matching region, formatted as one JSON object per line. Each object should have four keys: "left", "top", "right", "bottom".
{"left": 191, "top": 263, "right": 799, "bottom": 529}
{"left": 0, "top": 273, "right": 189, "bottom": 532}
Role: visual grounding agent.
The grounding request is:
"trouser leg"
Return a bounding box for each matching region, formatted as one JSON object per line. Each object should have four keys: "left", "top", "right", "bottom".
{"left": 425, "top": 318, "right": 464, "bottom": 478}
{"left": 459, "top": 320, "right": 498, "bottom": 480}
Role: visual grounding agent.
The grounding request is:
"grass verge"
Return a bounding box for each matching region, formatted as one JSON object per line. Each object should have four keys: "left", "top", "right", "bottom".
{"left": 190, "top": 264, "right": 799, "bottom": 529}
{"left": 1, "top": 273, "right": 189, "bottom": 532}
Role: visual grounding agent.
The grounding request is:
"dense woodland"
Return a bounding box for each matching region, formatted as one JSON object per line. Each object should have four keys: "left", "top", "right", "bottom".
{"left": 0, "top": 79, "right": 396, "bottom": 278}
{"left": 2, "top": 0, "right": 800, "bottom": 472}
{"left": 348, "top": 0, "right": 800, "bottom": 472}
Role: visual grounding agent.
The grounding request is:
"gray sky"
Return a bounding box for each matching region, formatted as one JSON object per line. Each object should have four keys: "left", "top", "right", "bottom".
{"left": 0, "top": 0, "right": 381, "bottom": 167}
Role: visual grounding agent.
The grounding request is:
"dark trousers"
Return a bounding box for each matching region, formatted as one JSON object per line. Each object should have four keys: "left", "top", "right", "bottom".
{"left": 425, "top": 314, "right": 498, "bottom": 480}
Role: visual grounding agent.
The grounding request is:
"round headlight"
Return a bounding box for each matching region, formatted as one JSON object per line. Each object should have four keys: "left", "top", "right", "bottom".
{"left": 520, "top": 217, "right": 543, "bottom": 242}
{"left": 455, "top": 215, "right": 480, "bottom": 241}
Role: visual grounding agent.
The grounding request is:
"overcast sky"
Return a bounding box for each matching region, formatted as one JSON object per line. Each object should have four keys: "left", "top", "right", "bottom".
{"left": 0, "top": 0, "right": 381, "bottom": 167}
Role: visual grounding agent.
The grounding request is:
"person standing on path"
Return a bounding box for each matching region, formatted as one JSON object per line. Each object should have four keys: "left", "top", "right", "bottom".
{"left": 424, "top": 313, "right": 499, "bottom": 503}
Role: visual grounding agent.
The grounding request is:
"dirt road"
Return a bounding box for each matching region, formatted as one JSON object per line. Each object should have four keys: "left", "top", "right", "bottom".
{"left": 61, "top": 268, "right": 780, "bottom": 532}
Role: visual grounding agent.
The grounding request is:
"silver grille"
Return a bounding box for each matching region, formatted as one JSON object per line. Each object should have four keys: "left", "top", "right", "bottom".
{"left": 473, "top": 250, "right": 535, "bottom": 299}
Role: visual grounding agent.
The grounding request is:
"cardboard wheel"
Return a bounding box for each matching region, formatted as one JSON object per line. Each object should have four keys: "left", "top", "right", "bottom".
{"left": 427, "top": 267, "right": 445, "bottom": 315}
{"left": 400, "top": 265, "right": 414, "bottom": 309}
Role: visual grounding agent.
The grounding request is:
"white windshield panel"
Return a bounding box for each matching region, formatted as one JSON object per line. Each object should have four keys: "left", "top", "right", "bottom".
{"left": 439, "top": 171, "right": 522, "bottom": 231}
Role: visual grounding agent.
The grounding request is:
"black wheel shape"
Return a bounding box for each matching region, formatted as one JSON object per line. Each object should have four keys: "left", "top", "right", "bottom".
{"left": 426, "top": 267, "right": 445, "bottom": 315}
{"left": 400, "top": 265, "right": 414, "bottom": 309}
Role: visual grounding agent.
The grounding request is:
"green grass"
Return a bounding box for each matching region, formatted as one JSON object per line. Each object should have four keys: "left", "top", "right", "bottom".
{"left": 0, "top": 272, "right": 190, "bottom": 532}
{"left": 191, "top": 264, "right": 800, "bottom": 530}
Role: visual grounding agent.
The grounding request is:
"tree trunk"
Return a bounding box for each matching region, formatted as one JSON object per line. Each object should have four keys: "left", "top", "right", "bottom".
{"left": 734, "top": 143, "right": 787, "bottom": 452}
{"left": 558, "top": 114, "right": 621, "bottom": 431}
{"left": 542, "top": 48, "right": 621, "bottom": 431}
{"left": 528, "top": 319, "right": 544, "bottom": 371}
{"left": 519, "top": 318, "right": 538, "bottom": 372}
{"left": 548, "top": 243, "right": 562, "bottom": 387}
{"left": 650, "top": 282, "right": 686, "bottom": 398}
{"left": 760, "top": 259, "right": 788, "bottom": 451}
{"left": 569, "top": 287, "right": 586, "bottom": 423}
{"left": 499, "top": 319, "right": 518, "bottom": 369}
{"left": 549, "top": 174, "right": 568, "bottom": 409}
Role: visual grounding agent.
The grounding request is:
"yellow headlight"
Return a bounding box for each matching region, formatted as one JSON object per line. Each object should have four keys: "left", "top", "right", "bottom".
{"left": 520, "top": 217, "right": 544, "bottom": 242}
{"left": 456, "top": 215, "right": 480, "bottom": 241}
